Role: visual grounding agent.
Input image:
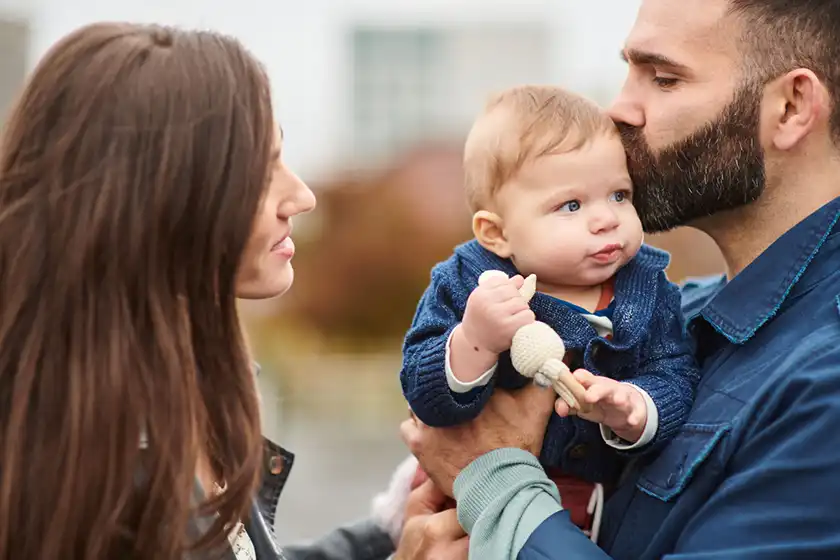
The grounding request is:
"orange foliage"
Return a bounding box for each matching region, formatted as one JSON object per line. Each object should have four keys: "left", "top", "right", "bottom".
{"left": 279, "top": 146, "right": 473, "bottom": 343}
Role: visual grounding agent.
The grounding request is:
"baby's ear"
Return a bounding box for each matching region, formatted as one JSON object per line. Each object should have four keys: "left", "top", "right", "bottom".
{"left": 473, "top": 210, "right": 512, "bottom": 258}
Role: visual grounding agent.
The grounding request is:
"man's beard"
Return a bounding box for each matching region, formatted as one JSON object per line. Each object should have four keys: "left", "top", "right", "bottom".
{"left": 617, "top": 84, "right": 766, "bottom": 233}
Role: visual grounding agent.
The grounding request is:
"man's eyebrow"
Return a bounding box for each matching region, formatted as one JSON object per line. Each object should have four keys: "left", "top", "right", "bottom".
{"left": 620, "top": 48, "right": 688, "bottom": 71}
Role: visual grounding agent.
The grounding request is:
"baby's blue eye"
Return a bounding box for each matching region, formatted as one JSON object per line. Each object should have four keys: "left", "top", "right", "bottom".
{"left": 558, "top": 200, "right": 581, "bottom": 213}
{"left": 611, "top": 191, "right": 630, "bottom": 203}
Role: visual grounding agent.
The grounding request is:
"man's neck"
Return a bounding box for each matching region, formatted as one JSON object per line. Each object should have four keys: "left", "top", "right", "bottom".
{"left": 697, "top": 157, "right": 840, "bottom": 279}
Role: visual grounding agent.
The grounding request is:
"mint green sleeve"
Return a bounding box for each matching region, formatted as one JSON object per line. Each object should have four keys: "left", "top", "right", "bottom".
{"left": 453, "top": 448, "right": 563, "bottom": 559}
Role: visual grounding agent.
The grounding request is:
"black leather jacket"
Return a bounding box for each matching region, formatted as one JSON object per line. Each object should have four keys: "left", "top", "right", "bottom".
{"left": 244, "top": 438, "right": 395, "bottom": 560}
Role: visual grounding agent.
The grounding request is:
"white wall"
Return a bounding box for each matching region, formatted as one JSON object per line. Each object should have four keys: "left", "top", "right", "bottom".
{"left": 13, "top": 0, "right": 641, "bottom": 180}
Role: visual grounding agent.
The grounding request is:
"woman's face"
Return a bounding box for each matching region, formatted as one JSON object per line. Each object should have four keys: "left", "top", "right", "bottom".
{"left": 236, "top": 136, "right": 316, "bottom": 299}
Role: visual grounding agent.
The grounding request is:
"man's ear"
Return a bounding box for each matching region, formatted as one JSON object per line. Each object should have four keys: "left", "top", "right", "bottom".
{"left": 764, "top": 69, "right": 828, "bottom": 151}
{"left": 472, "top": 210, "right": 512, "bottom": 258}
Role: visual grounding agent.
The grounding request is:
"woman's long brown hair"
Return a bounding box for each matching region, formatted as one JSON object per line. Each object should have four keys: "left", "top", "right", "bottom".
{"left": 0, "top": 23, "right": 273, "bottom": 559}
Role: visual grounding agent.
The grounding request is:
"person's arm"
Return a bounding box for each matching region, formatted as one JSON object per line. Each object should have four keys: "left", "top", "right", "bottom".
{"left": 400, "top": 264, "right": 494, "bottom": 427}
{"left": 282, "top": 521, "right": 395, "bottom": 560}
{"left": 281, "top": 456, "right": 422, "bottom": 560}
{"left": 400, "top": 381, "right": 603, "bottom": 560}
{"left": 612, "top": 274, "right": 701, "bottom": 449}
{"left": 454, "top": 448, "right": 611, "bottom": 559}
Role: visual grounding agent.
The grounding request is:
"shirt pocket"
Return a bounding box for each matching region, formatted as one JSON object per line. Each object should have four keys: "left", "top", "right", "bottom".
{"left": 636, "top": 422, "right": 730, "bottom": 501}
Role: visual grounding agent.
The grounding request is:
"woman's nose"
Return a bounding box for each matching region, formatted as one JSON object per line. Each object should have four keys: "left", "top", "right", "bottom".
{"left": 281, "top": 171, "right": 316, "bottom": 218}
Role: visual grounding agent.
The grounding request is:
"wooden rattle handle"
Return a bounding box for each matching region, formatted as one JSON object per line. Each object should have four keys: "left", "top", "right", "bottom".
{"left": 544, "top": 360, "right": 591, "bottom": 415}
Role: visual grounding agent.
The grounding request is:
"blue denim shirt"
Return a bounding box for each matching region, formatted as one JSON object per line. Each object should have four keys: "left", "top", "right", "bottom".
{"left": 494, "top": 197, "right": 840, "bottom": 558}
{"left": 401, "top": 240, "right": 699, "bottom": 482}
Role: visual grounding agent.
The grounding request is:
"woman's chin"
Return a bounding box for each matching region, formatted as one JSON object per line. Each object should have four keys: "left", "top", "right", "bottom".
{"left": 237, "top": 264, "right": 294, "bottom": 300}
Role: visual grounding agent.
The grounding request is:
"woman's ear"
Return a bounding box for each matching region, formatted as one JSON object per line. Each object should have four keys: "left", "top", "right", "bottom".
{"left": 473, "top": 210, "right": 512, "bottom": 258}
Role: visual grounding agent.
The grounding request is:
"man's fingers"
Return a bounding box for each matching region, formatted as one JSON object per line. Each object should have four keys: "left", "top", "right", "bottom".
{"left": 410, "top": 464, "right": 429, "bottom": 490}
{"left": 424, "top": 508, "right": 467, "bottom": 541}
{"left": 449, "top": 536, "right": 470, "bottom": 559}
{"left": 404, "top": 478, "right": 450, "bottom": 518}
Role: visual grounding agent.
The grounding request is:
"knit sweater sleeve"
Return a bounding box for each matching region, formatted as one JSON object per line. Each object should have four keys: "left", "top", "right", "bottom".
{"left": 624, "top": 273, "right": 701, "bottom": 448}
{"left": 400, "top": 258, "right": 494, "bottom": 427}
{"left": 455, "top": 448, "right": 611, "bottom": 560}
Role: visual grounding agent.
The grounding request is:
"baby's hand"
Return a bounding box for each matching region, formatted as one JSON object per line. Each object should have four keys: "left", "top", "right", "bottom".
{"left": 555, "top": 369, "right": 647, "bottom": 443}
{"left": 461, "top": 273, "right": 535, "bottom": 354}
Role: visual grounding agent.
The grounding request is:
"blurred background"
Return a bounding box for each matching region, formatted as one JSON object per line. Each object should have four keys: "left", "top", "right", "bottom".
{"left": 0, "top": 0, "right": 725, "bottom": 545}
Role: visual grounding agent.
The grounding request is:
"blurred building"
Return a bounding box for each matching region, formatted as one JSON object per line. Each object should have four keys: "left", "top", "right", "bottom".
{"left": 3, "top": 0, "right": 639, "bottom": 179}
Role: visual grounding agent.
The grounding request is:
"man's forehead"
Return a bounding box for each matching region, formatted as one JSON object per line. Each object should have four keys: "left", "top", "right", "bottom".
{"left": 626, "top": 0, "right": 734, "bottom": 63}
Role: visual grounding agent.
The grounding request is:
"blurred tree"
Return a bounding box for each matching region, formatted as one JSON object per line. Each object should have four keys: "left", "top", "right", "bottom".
{"left": 266, "top": 144, "right": 473, "bottom": 350}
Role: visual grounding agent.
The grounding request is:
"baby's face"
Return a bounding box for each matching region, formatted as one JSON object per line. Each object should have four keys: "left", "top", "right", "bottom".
{"left": 495, "top": 132, "right": 643, "bottom": 287}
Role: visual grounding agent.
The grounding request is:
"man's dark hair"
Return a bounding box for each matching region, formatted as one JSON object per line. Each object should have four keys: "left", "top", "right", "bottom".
{"left": 729, "top": 0, "right": 840, "bottom": 142}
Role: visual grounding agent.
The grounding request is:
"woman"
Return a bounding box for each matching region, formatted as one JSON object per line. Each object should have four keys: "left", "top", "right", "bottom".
{"left": 0, "top": 22, "right": 406, "bottom": 559}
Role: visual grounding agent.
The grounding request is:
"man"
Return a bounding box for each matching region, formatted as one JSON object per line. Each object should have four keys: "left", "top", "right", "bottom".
{"left": 397, "top": 0, "right": 840, "bottom": 558}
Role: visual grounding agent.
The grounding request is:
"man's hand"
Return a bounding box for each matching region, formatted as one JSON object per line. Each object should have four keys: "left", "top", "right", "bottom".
{"left": 400, "top": 383, "right": 556, "bottom": 497}
{"left": 554, "top": 369, "right": 647, "bottom": 443}
{"left": 393, "top": 479, "right": 468, "bottom": 560}
{"left": 461, "top": 273, "right": 535, "bottom": 354}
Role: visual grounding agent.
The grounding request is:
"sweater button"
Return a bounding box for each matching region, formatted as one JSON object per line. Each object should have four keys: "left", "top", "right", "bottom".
{"left": 568, "top": 444, "right": 588, "bottom": 460}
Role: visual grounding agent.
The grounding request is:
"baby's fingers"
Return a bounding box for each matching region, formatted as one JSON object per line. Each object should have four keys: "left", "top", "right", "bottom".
{"left": 583, "top": 382, "right": 615, "bottom": 405}
{"left": 554, "top": 399, "right": 572, "bottom": 417}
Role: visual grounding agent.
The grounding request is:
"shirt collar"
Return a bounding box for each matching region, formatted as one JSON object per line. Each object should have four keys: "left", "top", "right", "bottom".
{"left": 695, "top": 197, "right": 840, "bottom": 344}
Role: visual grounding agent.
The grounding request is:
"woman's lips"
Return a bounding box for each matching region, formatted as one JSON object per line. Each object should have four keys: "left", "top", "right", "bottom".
{"left": 271, "top": 236, "right": 295, "bottom": 259}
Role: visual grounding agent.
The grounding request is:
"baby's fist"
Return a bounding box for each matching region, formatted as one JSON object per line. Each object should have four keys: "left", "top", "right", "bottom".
{"left": 461, "top": 272, "right": 535, "bottom": 354}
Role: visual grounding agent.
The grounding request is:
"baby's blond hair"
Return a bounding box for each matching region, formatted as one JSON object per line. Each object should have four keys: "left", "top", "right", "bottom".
{"left": 463, "top": 85, "right": 616, "bottom": 211}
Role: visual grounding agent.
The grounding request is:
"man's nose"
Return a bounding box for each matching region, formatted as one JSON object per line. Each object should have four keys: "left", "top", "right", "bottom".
{"left": 607, "top": 85, "right": 645, "bottom": 129}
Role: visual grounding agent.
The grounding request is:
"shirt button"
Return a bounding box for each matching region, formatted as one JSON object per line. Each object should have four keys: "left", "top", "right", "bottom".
{"left": 268, "top": 455, "right": 284, "bottom": 475}
{"left": 569, "top": 444, "right": 588, "bottom": 460}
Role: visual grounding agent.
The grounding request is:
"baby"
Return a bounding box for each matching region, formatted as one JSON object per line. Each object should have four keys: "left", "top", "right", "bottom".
{"left": 400, "top": 85, "right": 700, "bottom": 534}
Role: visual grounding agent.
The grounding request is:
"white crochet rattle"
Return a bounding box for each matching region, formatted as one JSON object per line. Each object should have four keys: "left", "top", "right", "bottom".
{"left": 478, "top": 270, "right": 591, "bottom": 415}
